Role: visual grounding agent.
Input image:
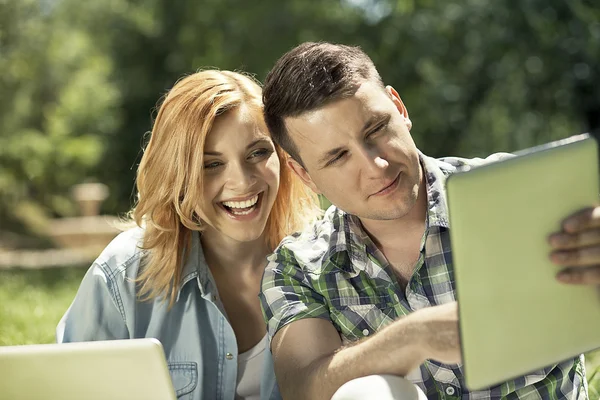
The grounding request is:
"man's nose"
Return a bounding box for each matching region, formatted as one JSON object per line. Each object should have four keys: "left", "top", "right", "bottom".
{"left": 357, "top": 144, "right": 389, "bottom": 175}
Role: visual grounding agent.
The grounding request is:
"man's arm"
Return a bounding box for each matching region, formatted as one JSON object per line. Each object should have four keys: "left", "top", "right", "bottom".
{"left": 272, "top": 302, "right": 461, "bottom": 400}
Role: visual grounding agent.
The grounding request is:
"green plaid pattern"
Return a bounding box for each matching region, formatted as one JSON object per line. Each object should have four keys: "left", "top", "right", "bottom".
{"left": 260, "top": 153, "right": 588, "bottom": 399}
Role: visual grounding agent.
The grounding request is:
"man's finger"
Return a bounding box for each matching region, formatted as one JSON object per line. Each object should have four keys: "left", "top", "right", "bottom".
{"left": 550, "top": 245, "right": 600, "bottom": 267}
{"left": 561, "top": 206, "right": 600, "bottom": 233}
{"left": 549, "top": 229, "right": 600, "bottom": 250}
{"left": 557, "top": 266, "right": 600, "bottom": 285}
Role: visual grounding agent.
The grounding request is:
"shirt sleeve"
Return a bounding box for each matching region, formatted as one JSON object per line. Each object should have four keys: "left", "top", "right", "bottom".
{"left": 56, "top": 262, "right": 130, "bottom": 343}
{"left": 259, "top": 244, "right": 331, "bottom": 341}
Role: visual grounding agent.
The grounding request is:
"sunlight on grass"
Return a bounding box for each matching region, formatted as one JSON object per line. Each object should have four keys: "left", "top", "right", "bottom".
{"left": 0, "top": 268, "right": 87, "bottom": 345}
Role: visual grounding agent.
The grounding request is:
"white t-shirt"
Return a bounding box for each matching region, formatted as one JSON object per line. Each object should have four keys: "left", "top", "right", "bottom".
{"left": 235, "top": 334, "right": 267, "bottom": 400}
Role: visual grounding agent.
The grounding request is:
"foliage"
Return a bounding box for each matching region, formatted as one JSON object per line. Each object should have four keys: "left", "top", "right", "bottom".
{"left": 0, "top": 0, "right": 119, "bottom": 240}
{"left": 0, "top": 0, "right": 598, "bottom": 234}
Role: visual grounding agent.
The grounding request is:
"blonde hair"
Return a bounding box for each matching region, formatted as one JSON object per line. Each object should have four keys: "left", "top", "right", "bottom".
{"left": 132, "top": 70, "right": 320, "bottom": 306}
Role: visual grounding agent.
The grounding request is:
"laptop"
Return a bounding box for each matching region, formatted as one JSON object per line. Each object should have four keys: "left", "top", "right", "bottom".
{"left": 0, "top": 338, "right": 177, "bottom": 400}
{"left": 445, "top": 133, "right": 600, "bottom": 390}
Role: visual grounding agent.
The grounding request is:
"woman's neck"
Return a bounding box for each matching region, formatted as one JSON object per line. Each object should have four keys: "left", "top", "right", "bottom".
{"left": 200, "top": 230, "right": 271, "bottom": 277}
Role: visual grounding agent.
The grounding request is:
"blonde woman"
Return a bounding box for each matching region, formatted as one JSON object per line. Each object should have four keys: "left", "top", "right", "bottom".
{"left": 57, "top": 70, "right": 319, "bottom": 400}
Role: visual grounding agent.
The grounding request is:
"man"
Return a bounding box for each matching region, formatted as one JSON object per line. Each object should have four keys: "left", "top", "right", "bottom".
{"left": 259, "top": 42, "right": 598, "bottom": 399}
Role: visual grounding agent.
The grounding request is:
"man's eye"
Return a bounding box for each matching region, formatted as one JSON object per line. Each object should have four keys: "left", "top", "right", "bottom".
{"left": 328, "top": 151, "right": 347, "bottom": 166}
{"left": 367, "top": 123, "right": 385, "bottom": 138}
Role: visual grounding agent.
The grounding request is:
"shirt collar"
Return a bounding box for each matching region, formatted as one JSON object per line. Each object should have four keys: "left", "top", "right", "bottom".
{"left": 420, "top": 151, "right": 455, "bottom": 229}
{"left": 178, "top": 230, "right": 212, "bottom": 298}
{"left": 323, "top": 210, "right": 369, "bottom": 274}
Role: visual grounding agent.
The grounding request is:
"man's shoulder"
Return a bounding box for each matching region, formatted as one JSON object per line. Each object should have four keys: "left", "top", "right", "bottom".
{"left": 270, "top": 205, "right": 349, "bottom": 274}
{"left": 435, "top": 152, "right": 514, "bottom": 173}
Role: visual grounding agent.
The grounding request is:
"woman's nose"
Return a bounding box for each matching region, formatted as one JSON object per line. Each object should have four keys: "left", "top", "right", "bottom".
{"left": 227, "top": 163, "right": 257, "bottom": 190}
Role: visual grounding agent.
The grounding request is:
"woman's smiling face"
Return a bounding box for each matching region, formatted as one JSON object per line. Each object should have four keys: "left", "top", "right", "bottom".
{"left": 200, "top": 105, "right": 281, "bottom": 244}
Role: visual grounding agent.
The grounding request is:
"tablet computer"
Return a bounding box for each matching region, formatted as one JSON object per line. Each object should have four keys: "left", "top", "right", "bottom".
{"left": 0, "top": 338, "right": 177, "bottom": 400}
{"left": 446, "top": 133, "right": 600, "bottom": 390}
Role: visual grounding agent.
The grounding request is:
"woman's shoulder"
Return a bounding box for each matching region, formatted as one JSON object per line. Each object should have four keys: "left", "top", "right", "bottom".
{"left": 93, "top": 226, "right": 146, "bottom": 277}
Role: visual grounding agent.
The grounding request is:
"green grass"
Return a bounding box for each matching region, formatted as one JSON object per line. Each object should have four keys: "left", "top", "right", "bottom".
{"left": 0, "top": 267, "right": 87, "bottom": 345}
{"left": 0, "top": 267, "right": 599, "bottom": 392}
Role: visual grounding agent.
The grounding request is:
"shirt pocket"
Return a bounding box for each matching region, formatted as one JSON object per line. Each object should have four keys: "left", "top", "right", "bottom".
{"left": 329, "top": 297, "right": 396, "bottom": 343}
{"left": 168, "top": 362, "right": 198, "bottom": 399}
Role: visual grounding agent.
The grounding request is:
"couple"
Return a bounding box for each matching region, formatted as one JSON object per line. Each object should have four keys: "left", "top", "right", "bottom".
{"left": 57, "top": 42, "right": 600, "bottom": 400}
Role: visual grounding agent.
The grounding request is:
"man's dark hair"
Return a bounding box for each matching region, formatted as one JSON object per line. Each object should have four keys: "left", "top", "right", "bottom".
{"left": 263, "top": 42, "right": 384, "bottom": 165}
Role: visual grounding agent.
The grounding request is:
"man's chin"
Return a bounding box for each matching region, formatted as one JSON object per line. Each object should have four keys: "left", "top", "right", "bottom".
{"left": 359, "top": 206, "right": 412, "bottom": 221}
{"left": 362, "top": 195, "right": 418, "bottom": 221}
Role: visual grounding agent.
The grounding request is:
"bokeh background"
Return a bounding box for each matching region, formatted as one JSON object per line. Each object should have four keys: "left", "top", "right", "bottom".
{"left": 1, "top": 0, "right": 599, "bottom": 393}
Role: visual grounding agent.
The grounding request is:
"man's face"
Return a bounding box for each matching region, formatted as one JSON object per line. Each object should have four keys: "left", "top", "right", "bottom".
{"left": 285, "top": 81, "right": 421, "bottom": 222}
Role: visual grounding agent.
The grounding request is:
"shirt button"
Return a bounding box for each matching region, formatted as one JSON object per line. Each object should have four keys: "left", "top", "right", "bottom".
{"left": 445, "top": 386, "right": 455, "bottom": 396}
{"left": 225, "top": 352, "right": 234, "bottom": 360}
{"left": 362, "top": 329, "right": 370, "bottom": 336}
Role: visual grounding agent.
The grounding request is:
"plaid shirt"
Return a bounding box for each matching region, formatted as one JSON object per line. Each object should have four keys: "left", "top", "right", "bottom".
{"left": 260, "top": 153, "right": 588, "bottom": 400}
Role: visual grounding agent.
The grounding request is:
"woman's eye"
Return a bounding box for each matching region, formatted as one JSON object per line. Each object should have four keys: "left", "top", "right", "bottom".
{"left": 204, "top": 161, "right": 223, "bottom": 169}
{"left": 249, "top": 148, "right": 272, "bottom": 159}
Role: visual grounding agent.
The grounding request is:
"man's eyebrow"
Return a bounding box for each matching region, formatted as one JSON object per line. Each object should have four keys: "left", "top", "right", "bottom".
{"left": 362, "top": 113, "right": 390, "bottom": 132}
{"left": 203, "top": 138, "right": 272, "bottom": 156}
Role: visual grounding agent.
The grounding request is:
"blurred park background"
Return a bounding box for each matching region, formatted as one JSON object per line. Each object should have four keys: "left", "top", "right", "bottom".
{"left": 1, "top": 0, "right": 599, "bottom": 393}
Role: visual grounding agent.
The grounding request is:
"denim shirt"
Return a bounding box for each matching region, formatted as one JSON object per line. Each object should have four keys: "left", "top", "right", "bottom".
{"left": 57, "top": 227, "right": 281, "bottom": 400}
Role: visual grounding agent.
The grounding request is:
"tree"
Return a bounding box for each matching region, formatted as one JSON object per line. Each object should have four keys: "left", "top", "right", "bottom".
{"left": 2, "top": 0, "right": 598, "bottom": 241}
{"left": 0, "top": 0, "right": 119, "bottom": 243}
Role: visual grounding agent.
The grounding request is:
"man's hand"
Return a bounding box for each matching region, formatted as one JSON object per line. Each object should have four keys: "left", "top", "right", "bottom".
{"left": 409, "top": 301, "right": 462, "bottom": 365}
{"left": 549, "top": 206, "right": 600, "bottom": 284}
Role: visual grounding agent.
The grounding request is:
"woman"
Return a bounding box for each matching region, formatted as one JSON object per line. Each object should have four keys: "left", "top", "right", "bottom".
{"left": 56, "top": 70, "right": 320, "bottom": 400}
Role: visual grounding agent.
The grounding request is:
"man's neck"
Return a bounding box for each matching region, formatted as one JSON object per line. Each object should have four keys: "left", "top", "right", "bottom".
{"left": 358, "top": 168, "right": 428, "bottom": 289}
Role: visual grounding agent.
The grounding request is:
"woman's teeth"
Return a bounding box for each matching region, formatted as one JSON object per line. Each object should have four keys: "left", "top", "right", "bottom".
{"left": 229, "top": 207, "right": 254, "bottom": 215}
{"left": 222, "top": 195, "right": 259, "bottom": 215}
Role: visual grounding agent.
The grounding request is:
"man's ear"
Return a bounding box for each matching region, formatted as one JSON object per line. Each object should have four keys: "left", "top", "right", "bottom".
{"left": 286, "top": 158, "right": 322, "bottom": 195}
{"left": 386, "top": 85, "right": 412, "bottom": 131}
